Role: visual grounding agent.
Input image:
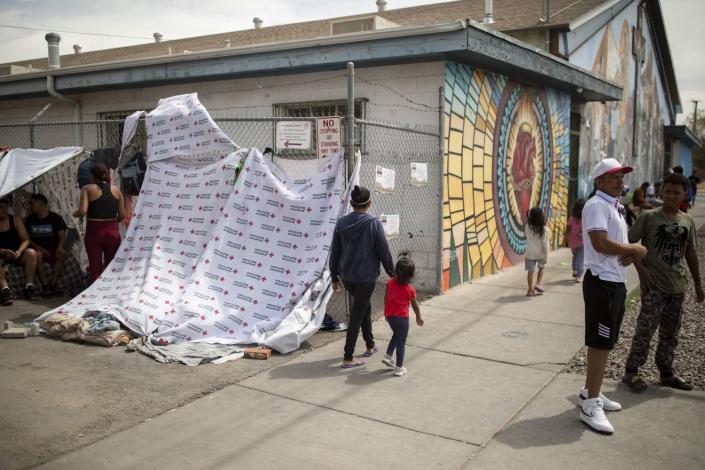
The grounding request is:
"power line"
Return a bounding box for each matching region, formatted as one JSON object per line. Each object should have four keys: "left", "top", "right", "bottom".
{"left": 0, "top": 24, "right": 153, "bottom": 40}
{"left": 356, "top": 75, "right": 438, "bottom": 111}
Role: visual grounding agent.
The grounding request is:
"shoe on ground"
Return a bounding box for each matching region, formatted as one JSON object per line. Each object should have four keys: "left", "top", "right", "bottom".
{"left": 393, "top": 366, "right": 407, "bottom": 377}
{"left": 579, "top": 397, "right": 614, "bottom": 434}
{"left": 535, "top": 284, "right": 545, "bottom": 293}
{"left": 0, "top": 287, "right": 12, "bottom": 306}
{"left": 578, "top": 387, "right": 622, "bottom": 411}
{"left": 622, "top": 373, "right": 648, "bottom": 393}
{"left": 660, "top": 375, "right": 693, "bottom": 391}
{"left": 24, "top": 284, "right": 39, "bottom": 301}
{"left": 381, "top": 355, "right": 395, "bottom": 368}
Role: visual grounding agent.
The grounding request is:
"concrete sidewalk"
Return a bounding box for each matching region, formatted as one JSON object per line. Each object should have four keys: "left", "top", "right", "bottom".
{"left": 37, "top": 206, "right": 705, "bottom": 470}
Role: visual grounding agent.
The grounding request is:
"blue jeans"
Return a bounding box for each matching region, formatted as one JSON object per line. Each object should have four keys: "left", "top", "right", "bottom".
{"left": 385, "top": 316, "right": 409, "bottom": 367}
{"left": 572, "top": 246, "right": 584, "bottom": 277}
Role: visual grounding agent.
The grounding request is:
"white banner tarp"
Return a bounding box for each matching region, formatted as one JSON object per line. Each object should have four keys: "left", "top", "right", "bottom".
{"left": 37, "top": 92, "right": 351, "bottom": 354}
{"left": 40, "top": 148, "right": 346, "bottom": 352}
{"left": 0, "top": 147, "right": 83, "bottom": 198}
{"left": 146, "top": 93, "right": 237, "bottom": 163}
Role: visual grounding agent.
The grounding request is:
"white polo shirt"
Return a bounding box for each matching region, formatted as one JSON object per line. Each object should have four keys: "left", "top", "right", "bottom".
{"left": 582, "top": 190, "right": 629, "bottom": 283}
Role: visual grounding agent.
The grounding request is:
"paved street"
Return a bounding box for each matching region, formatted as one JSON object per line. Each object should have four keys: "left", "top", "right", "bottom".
{"left": 22, "top": 205, "right": 705, "bottom": 470}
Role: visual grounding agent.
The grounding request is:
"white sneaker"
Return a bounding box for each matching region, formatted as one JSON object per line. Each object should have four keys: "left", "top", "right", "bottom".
{"left": 393, "top": 366, "right": 407, "bottom": 377}
{"left": 578, "top": 387, "right": 622, "bottom": 411}
{"left": 579, "top": 397, "right": 614, "bottom": 434}
{"left": 381, "top": 355, "right": 395, "bottom": 368}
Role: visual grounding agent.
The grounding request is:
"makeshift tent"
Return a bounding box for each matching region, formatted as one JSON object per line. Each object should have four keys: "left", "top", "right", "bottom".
{"left": 0, "top": 147, "right": 88, "bottom": 293}
{"left": 39, "top": 93, "right": 351, "bottom": 355}
{"left": 0, "top": 147, "right": 83, "bottom": 198}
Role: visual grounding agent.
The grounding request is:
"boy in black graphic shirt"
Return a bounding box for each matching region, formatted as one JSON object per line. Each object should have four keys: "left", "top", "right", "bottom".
{"left": 622, "top": 173, "right": 704, "bottom": 392}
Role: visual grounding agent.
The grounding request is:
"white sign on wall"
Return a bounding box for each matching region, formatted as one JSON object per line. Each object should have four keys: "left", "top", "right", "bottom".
{"left": 410, "top": 162, "right": 428, "bottom": 186}
{"left": 380, "top": 214, "right": 400, "bottom": 240}
{"left": 373, "top": 165, "right": 395, "bottom": 194}
{"left": 316, "top": 116, "right": 342, "bottom": 159}
{"left": 275, "top": 121, "right": 312, "bottom": 151}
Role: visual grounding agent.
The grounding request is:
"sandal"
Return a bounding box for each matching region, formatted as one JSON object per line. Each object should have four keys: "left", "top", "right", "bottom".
{"left": 622, "top": 373, "right": 648, "bottom": 393}
{"left": 660, "top": 375, "right": 693, "bottom": 391}
{"left": 362, "top": 346, "right": 379, "bottom": 357}
{"left": 340, "top": 360, "right": 366, "bottom": 369}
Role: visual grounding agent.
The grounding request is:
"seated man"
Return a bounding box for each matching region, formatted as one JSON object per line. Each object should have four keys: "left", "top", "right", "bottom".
{"left": 24, "top": 193, "right": 67, "bottom": 296}
{"left": 0, "top": 197, "right": 40, "bottom": 302}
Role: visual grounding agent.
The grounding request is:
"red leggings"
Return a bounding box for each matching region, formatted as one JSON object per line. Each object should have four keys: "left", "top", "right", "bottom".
{"left": 85, "top": 220, "right": 121, "bottom": 283}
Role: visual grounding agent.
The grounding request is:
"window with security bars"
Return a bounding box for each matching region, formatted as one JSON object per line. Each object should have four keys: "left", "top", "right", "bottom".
{"left": 273, "top": 99, "right": 366, "bottom": 119}
{"left": 96, "top": 110, "right": 145, "bottom": 150}
{"left": 273, "top": 99, "right": 367, "bottom": 155}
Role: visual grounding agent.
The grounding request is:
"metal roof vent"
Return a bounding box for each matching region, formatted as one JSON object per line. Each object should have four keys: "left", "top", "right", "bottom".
{"left": 73, "top": 44, "right": 82, "bottom": 54}
{"left": 483, "top": 0, "right": 495, "bottom": 24}
{"left": 376, "top": 0, "right": 387, "bottom": 13}
{"left": 153, "top": 32, "right": 163, "bottom": 43}
{"left": 45, "top": 32, "right": 61, "bottom": 70}
{"left": 253, "top": 17, "right": 263, "bottom": 29}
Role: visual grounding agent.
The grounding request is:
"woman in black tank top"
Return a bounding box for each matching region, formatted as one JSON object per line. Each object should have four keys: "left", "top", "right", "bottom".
{"left": 0, "top": 197, "right": 40, "bottom": 302}
{"left": 73, "top": 164, "right": 126, "bottom": 283}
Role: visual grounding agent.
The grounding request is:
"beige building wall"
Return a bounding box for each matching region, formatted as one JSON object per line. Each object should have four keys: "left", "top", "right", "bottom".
{"left": 0, "top": 62, "right": 445, "bottom": 127}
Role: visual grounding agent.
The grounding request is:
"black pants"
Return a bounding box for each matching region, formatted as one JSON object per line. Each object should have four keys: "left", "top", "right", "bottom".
{"left": 342, "top": 280, "right": 376, "bottom": 361}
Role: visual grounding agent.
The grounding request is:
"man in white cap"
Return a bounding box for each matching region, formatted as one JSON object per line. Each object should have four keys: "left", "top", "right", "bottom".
{"left": 578, "top": 158, "right": 648, "bottom": 434}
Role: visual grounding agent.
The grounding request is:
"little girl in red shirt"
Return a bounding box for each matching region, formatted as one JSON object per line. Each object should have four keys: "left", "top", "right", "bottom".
{"left": 382, "top": 254, "right": 424, "bottom": 377}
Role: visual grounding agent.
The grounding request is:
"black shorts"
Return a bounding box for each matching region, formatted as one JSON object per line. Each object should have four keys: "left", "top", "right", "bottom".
{"left": 583, "top": 270, "right": 626, "bottom": 350}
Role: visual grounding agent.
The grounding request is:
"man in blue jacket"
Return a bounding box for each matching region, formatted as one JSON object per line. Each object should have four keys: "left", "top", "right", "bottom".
{"left": 330, "top": 185, "right": 395, "bottom": 369}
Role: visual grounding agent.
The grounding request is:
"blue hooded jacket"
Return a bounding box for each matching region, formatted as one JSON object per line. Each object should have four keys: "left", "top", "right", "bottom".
{"left": 329, "top": 211, "right": 395, "bottom": 283}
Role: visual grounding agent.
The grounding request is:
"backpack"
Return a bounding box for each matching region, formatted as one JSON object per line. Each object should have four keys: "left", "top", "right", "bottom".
{"left": 120, "top": 151, "right": 146, "bottom": 196}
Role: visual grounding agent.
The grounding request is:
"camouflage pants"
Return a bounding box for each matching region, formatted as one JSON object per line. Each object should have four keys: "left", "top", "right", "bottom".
{"left": 624, "top": 288, "right": 684, "bottom": 376}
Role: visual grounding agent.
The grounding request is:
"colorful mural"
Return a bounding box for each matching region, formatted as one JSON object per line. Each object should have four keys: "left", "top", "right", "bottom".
{"left": 442, "top": 62, "right": 570, "bottom": 290}
{"left": 573, "top": 3, "right": 667, "bottom": 197}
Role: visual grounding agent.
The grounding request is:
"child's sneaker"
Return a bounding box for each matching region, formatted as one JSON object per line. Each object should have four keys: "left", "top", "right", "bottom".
{"left": 535, "top": 284, "right": 545, "bottom": 293}
{"left": 381, "top": 355, "right": 395, "bottom": 368}
{"left": 393, "top": 366, "right": 407, "bottom": 377}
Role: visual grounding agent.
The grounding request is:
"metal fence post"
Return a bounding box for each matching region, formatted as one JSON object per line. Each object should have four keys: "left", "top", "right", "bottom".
{"left": 346, "top": 62, "right": 355, "bottom": 180}
{"left": 437, "top": 86, "right": 446, "bottom": 294}
{"left": 343, "top": 61, "right": 356, "bottom": 324}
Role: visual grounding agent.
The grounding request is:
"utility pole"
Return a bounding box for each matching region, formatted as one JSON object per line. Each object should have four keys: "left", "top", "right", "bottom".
{"left": 693, "top": 99, "right": 700, "bottom": 135}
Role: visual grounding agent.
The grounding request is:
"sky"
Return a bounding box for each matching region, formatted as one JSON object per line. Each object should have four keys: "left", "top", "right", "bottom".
{"left": 0, "top": 0, "right": 702, "bottom": 123}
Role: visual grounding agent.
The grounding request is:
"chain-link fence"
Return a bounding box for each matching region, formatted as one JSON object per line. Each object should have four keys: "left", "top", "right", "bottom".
{"left": 351, "top": 118, "right": 442, "bottom": 322}
{"left": 0, "top": 115, "right": 442, "bottom": 322}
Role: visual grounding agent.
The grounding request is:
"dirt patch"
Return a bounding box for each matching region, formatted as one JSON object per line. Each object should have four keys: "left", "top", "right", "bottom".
{"left": 0, "top": 298, "right": 348, "bottom": 470}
